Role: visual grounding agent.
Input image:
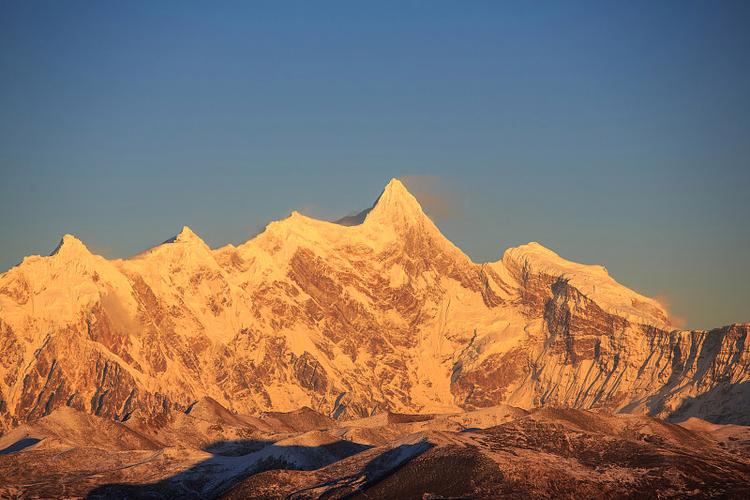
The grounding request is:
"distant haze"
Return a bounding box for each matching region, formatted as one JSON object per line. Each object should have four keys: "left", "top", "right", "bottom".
{"left": 1, "top": 1, "right": 748, "bottom": 329}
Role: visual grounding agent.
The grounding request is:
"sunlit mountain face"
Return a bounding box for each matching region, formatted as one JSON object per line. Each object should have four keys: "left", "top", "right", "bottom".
{"left": 1, "top": 179, "right": 749, "bottom": 498}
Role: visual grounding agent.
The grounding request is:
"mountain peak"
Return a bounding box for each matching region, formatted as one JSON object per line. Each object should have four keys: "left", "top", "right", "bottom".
{"left": 383, "top": 177, "right": 410, "bottom": 194}
{"left": 50, "top": 234, "right": 92, "bottom": 258}
{"left": 163, "top": 226, "right": 205, "bottom": 245}
{"left": 364, "top": 178, "right": 429, "bottom": 227}
{"left": 380, "top": 178, "right": 418, "bottom": 205}
{"left": 176, "top": 226, "right": 199, "bottom": 242}
{"left": 501, "top": 241, "right": 670, "bottom": 328}
{"left": 131, "top": 226, "right": 213, "bottom": 261}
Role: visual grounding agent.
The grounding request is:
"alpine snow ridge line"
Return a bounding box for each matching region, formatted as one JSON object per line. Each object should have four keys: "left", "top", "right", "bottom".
{"left": 0, "top": 178, "right": 748, "bottom": 433}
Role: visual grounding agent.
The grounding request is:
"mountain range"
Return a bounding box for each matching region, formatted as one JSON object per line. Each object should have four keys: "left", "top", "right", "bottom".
{"left": 1, "top": 178, "right": 749, "bottom": 497}
{"left": 1, "top": 178, "right": 748, "bottom": 433}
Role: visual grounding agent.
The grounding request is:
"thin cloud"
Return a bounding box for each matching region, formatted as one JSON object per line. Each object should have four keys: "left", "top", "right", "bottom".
{"left": 654, "top": 294, "right": 688, "bottom": 329}
{"left": 401, "top": 175, "right": 461, "bottom": 224}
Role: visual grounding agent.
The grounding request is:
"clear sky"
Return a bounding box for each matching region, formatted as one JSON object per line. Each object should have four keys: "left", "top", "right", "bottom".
{"left": 1, "top": 1, "right": 748, "bottom": 329}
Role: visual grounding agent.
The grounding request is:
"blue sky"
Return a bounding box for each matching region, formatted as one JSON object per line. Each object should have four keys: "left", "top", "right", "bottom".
{"left": 1, "top": 1, "right": 748, "bottom": 329}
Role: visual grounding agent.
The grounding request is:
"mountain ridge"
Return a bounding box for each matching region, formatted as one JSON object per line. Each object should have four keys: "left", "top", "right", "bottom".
{"left": 0, "top": 178, "right": 748, "bottom": 435}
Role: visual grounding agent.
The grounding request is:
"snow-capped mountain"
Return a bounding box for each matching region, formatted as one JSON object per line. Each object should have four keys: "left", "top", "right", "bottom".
{"left": 1, "top": 178, "right": 748, "bottom": 433}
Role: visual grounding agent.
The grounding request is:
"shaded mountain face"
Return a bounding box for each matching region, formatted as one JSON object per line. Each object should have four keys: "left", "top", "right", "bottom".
{"left": 224, "top": 408, "right": 750, "bottom": 500}
{"left": 0, "top": 178, "right": 748, "bottom": 434}
{"left": 1, "top": 404, "right": 748, "bottom": 498}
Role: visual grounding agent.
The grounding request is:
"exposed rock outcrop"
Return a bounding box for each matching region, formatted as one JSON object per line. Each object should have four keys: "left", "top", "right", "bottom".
{"left": 0, "top": 178, "right": 748, "bottom": 434}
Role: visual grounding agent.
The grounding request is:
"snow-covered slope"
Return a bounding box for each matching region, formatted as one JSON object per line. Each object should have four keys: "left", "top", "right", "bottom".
{"left": 4, "top": 403, "right": 749, "bottom": 498}
{"left": 0, "top": 178, "right": 748, "bottom": 433}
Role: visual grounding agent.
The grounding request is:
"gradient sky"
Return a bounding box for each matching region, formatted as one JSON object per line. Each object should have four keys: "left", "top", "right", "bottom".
{"left": 1, "top": 1, "right": 748, "bottom": 329}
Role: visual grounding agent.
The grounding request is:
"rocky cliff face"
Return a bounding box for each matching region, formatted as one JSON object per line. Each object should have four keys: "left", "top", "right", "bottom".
{"left": 0, "top": 179, "right": 748, "bottom": 432}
